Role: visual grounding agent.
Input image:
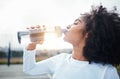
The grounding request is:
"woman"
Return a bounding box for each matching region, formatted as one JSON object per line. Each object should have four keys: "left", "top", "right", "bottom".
{"left": 23, "top": 5, "right": 120, "bottom": 79}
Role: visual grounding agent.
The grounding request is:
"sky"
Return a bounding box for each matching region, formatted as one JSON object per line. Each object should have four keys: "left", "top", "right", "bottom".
{"left": 0, "top": 0, "right": 120, "bottom": 50}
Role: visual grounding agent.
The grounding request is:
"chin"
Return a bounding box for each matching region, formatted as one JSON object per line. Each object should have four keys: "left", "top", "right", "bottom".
{"left": 63, "top": 36, "right": 71, "bottom": 44}
{"left": 63, "top": 36, "right": 66, "bottom": 41}
{"left": 63, "top": 36, "right": 68, "bottom": 42}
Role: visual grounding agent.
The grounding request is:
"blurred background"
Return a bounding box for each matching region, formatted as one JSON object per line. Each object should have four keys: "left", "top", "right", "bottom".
{"left": 0, "top": 0, "right": 120, "bottom": 79}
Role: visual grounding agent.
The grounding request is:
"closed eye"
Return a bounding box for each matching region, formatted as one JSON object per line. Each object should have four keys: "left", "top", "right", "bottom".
{"left": 75, "top": 19, "right": 82, "bottom": 23}
{"left": 73, "top": 22, "right": 78, "bottom": 25}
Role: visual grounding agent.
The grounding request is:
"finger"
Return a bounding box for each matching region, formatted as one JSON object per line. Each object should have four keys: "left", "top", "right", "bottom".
{"left": 31, "top": 26, "right": 35, "bottom": 29}
{"left": 26, "top": 26, "right": 35, "bottom": 30}
{"left": 36, "top": 25, "right": 41, "bottom": 29}
{"left": 35, "top": 40, "right": 44, "bottom": 44}
{"left": 42, "top": 25, "right": 46, "bottom": 30}
{"left": 26, "top": 27, "right": 29, "bottom": 29}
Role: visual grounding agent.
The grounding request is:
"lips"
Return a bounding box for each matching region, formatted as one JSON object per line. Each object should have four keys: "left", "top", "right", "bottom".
{"left": 62, "top": 29, "right": 68, "bottom": 35}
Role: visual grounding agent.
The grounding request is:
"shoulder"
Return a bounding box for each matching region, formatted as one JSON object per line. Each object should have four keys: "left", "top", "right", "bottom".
{"left": 48, "top": 53, "right": 71, "bottom": 69}
{"left": 105, "top": 65, "right": 118, "bottom": 74}
{"left": 91, "top": 63, "right": 117, "bottom": 71}
{"left": 102, "top": 64, "right": 117, "bottom": 72}
{"left": 50, "top": 53, "right": 71, "bottom": 61}
{"left": 89, "top": 63, "right": 119, "bottom": 79}
{"left": 102, "top": 65, "right": 119, "bottom": 79}
{"left": 48, "top": 53, "right": 71, "bottom": 65}
{"left": 56, "top": 53, "right": 71, "bottom": 58}
{"left": 89, "top": 63, "right": 117, "bottom": 73}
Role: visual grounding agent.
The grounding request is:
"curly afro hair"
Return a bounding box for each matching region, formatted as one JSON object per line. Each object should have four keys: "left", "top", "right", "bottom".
{"left": 82, "top": 5, "right": 120, "bottom": 66}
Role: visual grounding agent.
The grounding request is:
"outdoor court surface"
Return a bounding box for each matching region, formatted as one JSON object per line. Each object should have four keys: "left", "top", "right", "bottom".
{"left": 0, "top": 64, "right": 119, "bottom": 79}
{"left": 0, "top": 65, "right": 51, "bottom": 79}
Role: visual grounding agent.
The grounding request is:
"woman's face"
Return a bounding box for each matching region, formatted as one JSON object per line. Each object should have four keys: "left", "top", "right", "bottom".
{"left": 64, "top": 17, "right": 86, "bottom": 46}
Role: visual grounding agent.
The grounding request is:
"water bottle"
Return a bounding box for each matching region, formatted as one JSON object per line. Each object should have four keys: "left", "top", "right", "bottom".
{"left": 17, "top": 25, "right": 67, "bottom": 44}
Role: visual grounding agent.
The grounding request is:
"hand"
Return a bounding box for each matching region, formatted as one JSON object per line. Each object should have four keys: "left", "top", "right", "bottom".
{"left": 27, "top": 25, "right": 45, "bottom": 46}
{"left": 26, "top": 42, "right": 36, "bottom": 50}
{"left": 26, "top": 25, "right": 46, "bottom": 31}
{"left": 26, "top": 25, "right": 46, "bottom": 51}
{"left": 26, "top": 41, "right": 43, "bottom": 50}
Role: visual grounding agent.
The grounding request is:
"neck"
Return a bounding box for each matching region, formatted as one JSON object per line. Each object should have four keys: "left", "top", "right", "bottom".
{"left": 72, "top": 43, "right": 87, "bottom": 61}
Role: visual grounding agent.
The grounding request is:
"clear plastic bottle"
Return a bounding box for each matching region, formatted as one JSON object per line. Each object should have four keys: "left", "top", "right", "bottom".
{"left": 17, "top": 25, "right": 67, "bottom": 44}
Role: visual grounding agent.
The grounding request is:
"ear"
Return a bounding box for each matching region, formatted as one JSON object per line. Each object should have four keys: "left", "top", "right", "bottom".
{"left": 85, "top": 33, "right": 88, "bottom": 38}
